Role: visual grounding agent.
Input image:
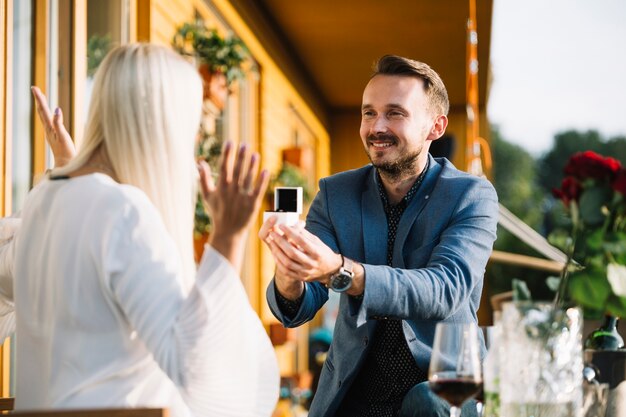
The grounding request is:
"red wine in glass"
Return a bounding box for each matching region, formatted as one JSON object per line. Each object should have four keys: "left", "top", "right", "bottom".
{"left": 429, "top": 377, "right": 482, "bottom": 407}
{"left": 428, "top": 323, "right": 482, "bottom": 417}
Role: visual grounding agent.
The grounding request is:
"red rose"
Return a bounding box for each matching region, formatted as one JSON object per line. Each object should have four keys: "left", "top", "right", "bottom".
{"left": 553, "top": 176, "right": 582, "bottom": 207}
{"left": 613, "top": 169, "right": 626, "bottom": 195}
{"left": 564, "top": 151, "right": 621, "bottom": 180}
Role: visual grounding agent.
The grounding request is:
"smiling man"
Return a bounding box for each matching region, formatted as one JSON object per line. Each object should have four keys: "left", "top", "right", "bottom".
{"left": 260, "top": 55, "right": 498, "bottom": 417}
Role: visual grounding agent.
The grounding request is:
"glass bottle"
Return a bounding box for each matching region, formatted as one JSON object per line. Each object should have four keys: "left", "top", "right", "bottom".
{"left": 584, "top": 315, "right": 624, "bottom": 350}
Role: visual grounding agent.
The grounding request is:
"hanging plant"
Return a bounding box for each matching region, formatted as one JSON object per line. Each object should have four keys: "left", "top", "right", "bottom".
{"left": 172, "top": 21, "right": 249, "bottom": 84}
{"left": 269, "top": 162, "right": 313, "bottom": 205}
{"left": 87, "top": 33, "right": 112, "bottom": 77}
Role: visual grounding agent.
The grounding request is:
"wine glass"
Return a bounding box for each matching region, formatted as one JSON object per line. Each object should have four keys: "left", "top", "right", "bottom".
{"left": 429, "top": 322, "right": 483, "bottom": 417}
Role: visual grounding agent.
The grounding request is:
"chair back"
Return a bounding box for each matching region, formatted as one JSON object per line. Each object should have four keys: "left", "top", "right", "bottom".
{"left": 0, "top": 397, "right": 14, "bottom": 411}
{"left": 7, "top": 407, "right": 167, "bottom": 417}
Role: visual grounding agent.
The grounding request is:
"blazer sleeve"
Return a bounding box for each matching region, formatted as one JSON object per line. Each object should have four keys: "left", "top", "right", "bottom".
{"left": 265, "top": 179, "right": 334, "bottom": 328}
{"left": 355, "top": 177, "right": 498, "bottom": 327}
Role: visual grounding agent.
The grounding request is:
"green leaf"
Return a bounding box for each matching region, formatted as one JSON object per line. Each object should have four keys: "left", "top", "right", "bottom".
{"left": 546, "top": 276, "right": 561, "bottom": 292}
{"left": 586, "top": 255, "right": 608, "bottom": 271}
{"left": 512, "top": 279, "right": 532, "bottom": 301}
{"left": 568, "top": 271, "right": 611, "bottom": 309}
{"left": 606, "top": 294, "right": 626, "bottom": 318}
{"left": 582, "top": 306, "right": 605, "bottom": 320}
{"left": 547, "top": 231, "right": 572, "bottom": 252}
{"left": 603, "top": 232, "right": 626, "bottom": 260}
{"left": 585, "top": 229, "right": 605, "bottom": 252}
{"left": 579, "top": 186, "right": 612, "bottom": 226}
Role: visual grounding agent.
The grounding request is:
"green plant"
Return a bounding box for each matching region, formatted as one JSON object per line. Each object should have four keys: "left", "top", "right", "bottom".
{"left": 270, "top": 162, "right": 313, "bottom": 204}
{"left": 87, "top": 34, "right": 112, "bottom": 76}
{"left": 172, "top": 21, "right": 248, "bottom": 84}
{"left": 551, "top": 151, "right": 626, "bottom": 318}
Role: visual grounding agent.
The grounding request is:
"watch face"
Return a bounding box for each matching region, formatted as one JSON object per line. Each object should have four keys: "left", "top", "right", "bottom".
{"left": 331, "top": 272, "right": 352, "bottom": 292}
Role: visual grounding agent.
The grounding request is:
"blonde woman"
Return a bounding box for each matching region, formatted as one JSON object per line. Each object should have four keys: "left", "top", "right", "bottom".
{"left": 0, "top": 44, "right": 278, "bottom": 416}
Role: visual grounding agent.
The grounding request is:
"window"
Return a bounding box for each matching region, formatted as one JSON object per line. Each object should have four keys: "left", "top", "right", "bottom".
{"left": 11, "top": 0, "right": 33, "bottom": 211}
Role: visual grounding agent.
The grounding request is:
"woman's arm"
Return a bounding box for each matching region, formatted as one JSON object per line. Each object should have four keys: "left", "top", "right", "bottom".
{"left": 0, "top": 217, "right": 20, "bottom": 344}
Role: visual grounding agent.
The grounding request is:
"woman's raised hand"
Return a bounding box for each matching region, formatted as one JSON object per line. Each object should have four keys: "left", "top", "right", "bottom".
{"left": 31, "top": 86, "right": 76, "bottom": 167}
{"left": 198, "top": 141, "right": 269, "bottom": 271}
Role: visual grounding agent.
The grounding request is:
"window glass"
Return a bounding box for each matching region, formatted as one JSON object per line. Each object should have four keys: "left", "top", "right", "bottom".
{"left": 12, "top": 0, "right": 33, "bottom": 211}
{"left": 85, "top": 0, "right": 131, "bottom": 118}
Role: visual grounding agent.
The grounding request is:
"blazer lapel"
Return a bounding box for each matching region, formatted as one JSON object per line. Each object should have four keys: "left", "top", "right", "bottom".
{"left": 361, "top": 168, "right": 388, "bottom": 266}
{"left": 393, "top": 155, "right": 443, "bottom": 266}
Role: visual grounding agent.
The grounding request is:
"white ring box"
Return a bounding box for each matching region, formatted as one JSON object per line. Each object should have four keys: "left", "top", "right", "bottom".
{"left": 263, "top": 187, "right": 302, "bottom": 226}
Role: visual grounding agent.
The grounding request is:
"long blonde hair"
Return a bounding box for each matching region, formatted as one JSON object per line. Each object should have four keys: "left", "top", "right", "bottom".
{"left": 54, "top": 43, "right": 203, "bottom": 287}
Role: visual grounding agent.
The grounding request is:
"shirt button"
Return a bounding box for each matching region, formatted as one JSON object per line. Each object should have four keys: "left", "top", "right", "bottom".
{"left": 363, "top": 337, "right": 369, "bottom": 346}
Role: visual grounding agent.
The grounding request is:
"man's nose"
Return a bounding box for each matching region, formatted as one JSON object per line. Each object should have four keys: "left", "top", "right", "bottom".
{"left": 371, "top": 116, "right": 388, "bottom": 134}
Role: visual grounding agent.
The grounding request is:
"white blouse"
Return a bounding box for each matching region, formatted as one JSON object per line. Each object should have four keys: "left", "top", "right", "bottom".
{"left": 0, "top": 173, "right": 279, "bottom": 417}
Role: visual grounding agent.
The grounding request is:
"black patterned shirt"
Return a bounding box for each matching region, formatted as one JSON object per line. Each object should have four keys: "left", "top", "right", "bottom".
{"left": 335, "top": 160, "right": 430, "bottom": 417}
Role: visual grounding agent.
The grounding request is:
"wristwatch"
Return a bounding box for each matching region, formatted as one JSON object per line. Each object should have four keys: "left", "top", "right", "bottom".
{"left": 329, "top": 256, "right": 355, "bottom": 292}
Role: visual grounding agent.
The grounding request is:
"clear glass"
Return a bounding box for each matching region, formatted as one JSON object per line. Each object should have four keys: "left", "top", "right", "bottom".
{"left": 499, "top": 302, "right": 583, "bottom": 417}
{"left": 428, "top": 323, "right": 483, "bottom": 417}
{"left": 479, "top": 325, "right": 501, "bottom": 417}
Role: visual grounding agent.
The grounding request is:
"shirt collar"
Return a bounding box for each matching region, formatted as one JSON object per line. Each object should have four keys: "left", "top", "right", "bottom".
{"left": 376, "top": 158, "right": 430, "bottom": 210}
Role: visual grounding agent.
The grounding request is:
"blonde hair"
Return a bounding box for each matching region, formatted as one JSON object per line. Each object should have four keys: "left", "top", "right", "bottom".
{"left": 55, "top": 43, "right": 203, "bottom": 287}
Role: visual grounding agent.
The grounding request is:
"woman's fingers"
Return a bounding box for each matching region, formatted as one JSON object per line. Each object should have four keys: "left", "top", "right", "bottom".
{"left": 31, "top": 86, "right": 76, "bottom": 166}
{"left": 32, "top": 87, "right": 54, "bottom": 134}
{"left": 242, "top": 153, "right": 259, "bottom": 192}
{"left": 219, "top": 141, "right": 234, "bottom": 185}
{"left": 232, "top": 144, "right": 247, "bottom": 187}
{"left": 197, "top": 160, "right": 215, "bottom": 198}
{"left": 52, "top": 107, "right": 68, "bottom": 138}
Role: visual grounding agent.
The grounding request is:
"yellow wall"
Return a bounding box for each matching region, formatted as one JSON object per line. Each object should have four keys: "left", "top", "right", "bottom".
{"left": 143, "top": 2, "right": 330, "bottom": 376}
{"left": 330, "top": 110, "right": 367, "bottom": 175}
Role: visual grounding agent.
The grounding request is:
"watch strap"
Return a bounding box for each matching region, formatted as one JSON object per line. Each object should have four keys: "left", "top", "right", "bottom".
{"left": 341, "top": 256, "right": 354, "bottom": 276}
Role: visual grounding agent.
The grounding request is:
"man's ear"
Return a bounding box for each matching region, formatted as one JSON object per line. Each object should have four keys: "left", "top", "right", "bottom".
{"left": 427, "top": 115, "right": 448, "bottom": 141}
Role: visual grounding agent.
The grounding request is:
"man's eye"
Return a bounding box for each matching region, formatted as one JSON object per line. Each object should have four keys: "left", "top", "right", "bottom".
{"left": 388, "top": 111, "right": 403, "bottom": 117}
{"left": 362, "top": 111, "right": 375, "bottom": 117}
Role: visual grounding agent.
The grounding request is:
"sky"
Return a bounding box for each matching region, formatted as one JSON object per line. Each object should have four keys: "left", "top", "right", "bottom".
{"left": 487, "top": 0, "right": 626, "bottom": 156}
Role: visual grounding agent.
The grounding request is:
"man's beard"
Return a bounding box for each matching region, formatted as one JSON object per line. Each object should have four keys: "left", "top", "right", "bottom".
{"left": 365, "top": 133, "right": 422, "bottom": 181}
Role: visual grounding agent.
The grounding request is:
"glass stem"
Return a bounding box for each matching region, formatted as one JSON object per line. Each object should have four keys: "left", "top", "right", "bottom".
{"left": 476, "top": 401, "right": 484, "bottom": 417}
{"left": 449, "top": 406, "right": 462, "bottom": 417}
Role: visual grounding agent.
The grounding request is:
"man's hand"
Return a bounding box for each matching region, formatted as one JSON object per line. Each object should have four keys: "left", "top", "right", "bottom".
{"left": 259, "top": 216, "right": 307, "bottom": 300}
{"left": 271, "top": 224, "right": 343, "bottom": 285}
{"left": 260, "top": 217, "right": 342, "bottom": 290}
{"left": 199, "top": 141, "right": 269, "bottom": 272}
{"left": 260, "top": 218, "right": 366, "bottom": 297}
{"left": 31, "top": 86, "right": 76, "bottom": 167}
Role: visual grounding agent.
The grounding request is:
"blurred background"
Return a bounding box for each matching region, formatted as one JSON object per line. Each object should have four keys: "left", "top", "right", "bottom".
{"left": 0, "top": 0, "right": 624, "bottom": 414}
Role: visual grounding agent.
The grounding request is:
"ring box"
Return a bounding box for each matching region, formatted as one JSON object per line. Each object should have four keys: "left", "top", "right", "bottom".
{"left": 263, "top": 187, "right": 302, "bottom": 226}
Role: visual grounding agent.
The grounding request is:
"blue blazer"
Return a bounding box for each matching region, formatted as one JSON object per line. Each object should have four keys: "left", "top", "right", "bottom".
{"left": 266, "top": 156, "right": 498, "bottom": 417}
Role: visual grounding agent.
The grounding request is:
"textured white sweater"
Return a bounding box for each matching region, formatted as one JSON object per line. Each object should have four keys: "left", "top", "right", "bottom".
{"left": 0, "top": 173, "right": 278, "bottom": 417}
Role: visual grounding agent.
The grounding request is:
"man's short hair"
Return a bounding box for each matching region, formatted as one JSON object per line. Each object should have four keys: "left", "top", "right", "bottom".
{"left": 373, "top": 55, "right": 450, "bottom": 116}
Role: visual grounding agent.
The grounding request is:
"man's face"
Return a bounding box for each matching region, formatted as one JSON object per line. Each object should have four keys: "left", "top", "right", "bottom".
{"left": 360, "top": 74, "right": 436, "bottom": 178}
